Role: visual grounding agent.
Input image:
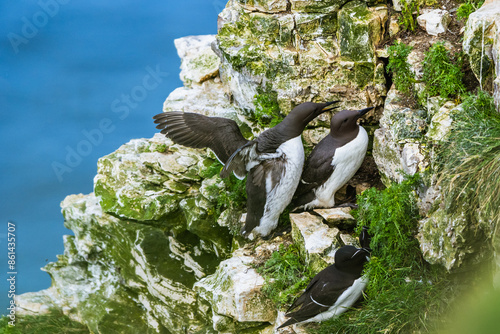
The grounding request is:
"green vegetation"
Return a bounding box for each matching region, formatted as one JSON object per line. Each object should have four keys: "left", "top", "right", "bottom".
{"left": 399, "top": 0, "right": 420, "bottom": 32}
{"left": 386, "top": 39, "right": 466, "bottom": 101}
{"left": 153, "top": 143, "right": 167, "bottom": 153}
{"left": 0, "top": 310, "right": 89, "bottom": 334}
{"left": 354, "top": 174, "right": 421, "bottom": 269}
{"left": 386, "top": 41, "right": 414, "bottom": 94}
{"left": 436, "top": 90, "right": 500, "bottom": 230}
{"left": 253, "top": 86, "right": 283, "bottom": 128}
{"left": 256, "top": 243, "right": 315, "bottom": 308}
{"left": 201, "top": 159, "right": 247, "bottom": 234}
{"left": 198, "top": 159, "right": 224, "bottom": 180}
{"left": 312, "top": 175, "right": 452, "bottom": 333}
{"left": 422, "top": 42, "right": 465, "bottom": 99}
{"left": 457, "top": 0, "right": 484, "bottom": 22}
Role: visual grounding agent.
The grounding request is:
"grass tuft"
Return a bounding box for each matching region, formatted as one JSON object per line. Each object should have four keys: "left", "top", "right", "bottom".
{"left": 399, "top": 0, "right": 420, "bottom": 32}
{"left": 422, "top": 42, "right": 465, "bottom": 99}
{"left": 256, "top": 243, "right": 315, "bottom": 309}
{"left": 456, "top": 0, "right": 484, "bottom": 22}
{"left": 436, "top": 90, "right": 500, "bottom": 231}
{"left": 386, "top": 41, "right": 415, "bottom": 95}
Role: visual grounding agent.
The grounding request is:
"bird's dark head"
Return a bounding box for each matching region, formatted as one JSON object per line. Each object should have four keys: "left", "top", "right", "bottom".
{"left": 330, "top": 107, "right": 374, "bottom": 138}
{"left": 283, "top": 101, "right": 340, "bottom": 135}
{"left": 334, "top": 245, "right": 370, "bottom": 275}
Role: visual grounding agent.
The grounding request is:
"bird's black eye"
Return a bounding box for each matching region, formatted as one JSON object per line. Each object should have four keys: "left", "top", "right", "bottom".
{"left": 343, "top": 119, "right": 347, "bottom": 123}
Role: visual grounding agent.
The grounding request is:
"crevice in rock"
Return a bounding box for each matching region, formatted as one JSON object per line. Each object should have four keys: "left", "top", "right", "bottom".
{"left": 380, "top": 56, "right": 393, "bottom": 91}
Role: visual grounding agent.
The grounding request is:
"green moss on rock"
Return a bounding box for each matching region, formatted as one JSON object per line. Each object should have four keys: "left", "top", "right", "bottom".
{"left": 295, "top": 12, "right": 338, "bottom": 40}
{"left": 387, "top": 107, "right": 428, "bottom": 141}
{"left": 290, "top": 0, "right": 345, "bottom": 13}
{"left": 463, "top": 18, "right": 495, "bottom": 90}
{"left": 354, "top": 61, "right": 376, "bottom": 89}
{"left": 53, "top": 193, "right": 221, "bottom": 333}
{"left": 338, "top": 1, "right": 374, "bottom": 63}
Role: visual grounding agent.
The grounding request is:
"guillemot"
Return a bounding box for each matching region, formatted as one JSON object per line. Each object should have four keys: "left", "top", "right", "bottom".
{"left": 278, "top": 226, "right": 371, "bottom": 328}
{"left": 292, "top": 107, "right": 373, "bottom": 211}
{"left": 153, "top": 101, "right": 339, "bottom": 239}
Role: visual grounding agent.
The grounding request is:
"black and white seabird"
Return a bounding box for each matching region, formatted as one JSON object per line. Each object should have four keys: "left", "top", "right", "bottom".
{"left": 292, "top": 107, "right": 373, "bottom": 211}
{"left": 278, "top": 227, "right": 371, "bottom": 329}
{"left": 153, "top": 101, "right": 339, "bottom": 239}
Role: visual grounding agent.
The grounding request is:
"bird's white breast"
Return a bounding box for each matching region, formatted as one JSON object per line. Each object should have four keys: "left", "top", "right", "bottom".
{"left": 249, "top": 136, "right": 304, "bottom": 239}
{"left": 313, "top": 126, "right": 368, "bottom": 208}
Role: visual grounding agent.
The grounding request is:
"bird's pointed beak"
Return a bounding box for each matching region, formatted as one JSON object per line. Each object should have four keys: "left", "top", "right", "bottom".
{"left": 321, "top": 100, "right": 341, "bottom": 112}
{"left": 358, "top": 107, "right": 374, "bottom": 117}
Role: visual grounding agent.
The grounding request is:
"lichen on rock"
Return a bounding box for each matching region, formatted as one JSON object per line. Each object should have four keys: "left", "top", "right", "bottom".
{"left": 463, "top": 1, "right": 500, "bottom": 99}
{"left": 215, "top": 0, "right": 388, "bottom": 114}
{"left": 194, "top": 253, "right": 275, "bottom": 328}
{"left": 290, "top": 212, "right": 341, "bottom": 272}
{"left": 372, "top": 86, "right": 430, "bottom": 184}
{"left": 175, "top": 35, "right": 221, "bottom": 87}
{"left": 17, "top": 193, "right": 217, "bottom": 333}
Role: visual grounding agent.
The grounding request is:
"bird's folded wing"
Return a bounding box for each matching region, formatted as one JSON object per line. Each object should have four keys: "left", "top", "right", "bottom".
{"left": 295, "top": 145, "right": 335, "bottom": 197}
{"left": 240, "top": 158, "right": 287, "bottom": 235}
{"left": 286, "top": 267, "right": 352, "bottom": 315}
{"left": 310, "top": 280, "right": 350, "bottom": 307}
{"left": 153, "top": 111, "right": 248, "bottom": 164}
{"left": 286, "top": 274, "right": 322, "bottom": 313}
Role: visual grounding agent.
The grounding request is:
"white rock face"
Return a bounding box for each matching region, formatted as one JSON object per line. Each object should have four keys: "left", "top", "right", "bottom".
{"left": 174, "top": 35, "right": 220, "bottom": 86}
{"left": 290, "top": 212, "right": 341, "bottom": 271}
{"left": 463, "top": 1, "right": 500, "bottom": 106}
{"left": 194, "top": 252, "right": 276, "bottom": 324}
{"left": 392, "top": 0, "right": 402, "bottom": 12}
{"left": 302, "top": 127, "right": 330, "bottom": 146}
{"left": 426, "top": 101, "right": 457, "bottom": 142}
{"left": 236, "top": 0, "right": 289, "bottom": 12}
{"left": 215, "top": 0, "right": 388, "bottom": 114}
{"left": 163, "top": 81, "right": 240, "bottom": 117}
{"left": 372, "top": 85, "right": 429, "bottom": 183}
{"left": 162, "top": 75, "right": 254, "bottom": 135}
{"left": 417, "top": 9, "right": 451, "bottom": 36}
{"left": 218, "top": 60, "right": 260, "bottom": 112}
{"left": 313, "top": 207, "right": 356, "bottom": 226}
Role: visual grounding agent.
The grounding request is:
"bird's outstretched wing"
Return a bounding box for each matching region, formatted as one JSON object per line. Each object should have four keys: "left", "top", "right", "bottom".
{"left": 153, "top": 111, "right": 249, "bottom": 165}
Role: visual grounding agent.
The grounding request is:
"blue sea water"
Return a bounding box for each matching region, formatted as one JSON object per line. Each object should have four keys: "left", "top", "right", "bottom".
{"left": 0, "top": 0, "right": 220, "bottom": 314}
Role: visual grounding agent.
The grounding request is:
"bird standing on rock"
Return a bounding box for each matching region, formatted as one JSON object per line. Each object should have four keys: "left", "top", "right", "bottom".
{"left": 153, "top": 101, "right": 340, "bottom": 239}
{"left": 292, "top": 107, "right": 373, "bottom": 211}
{"left": 278, "top": 226, "right": 371, "bottom": 329}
